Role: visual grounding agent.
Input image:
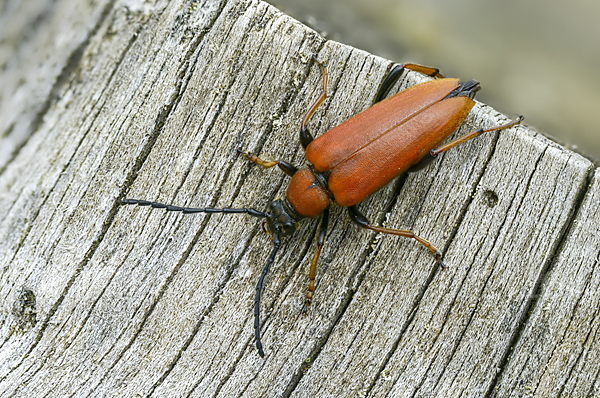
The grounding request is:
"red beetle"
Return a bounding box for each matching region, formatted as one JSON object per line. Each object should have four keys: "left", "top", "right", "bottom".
{"left": 122, "top": 56, "right": 522, "bottom": 357}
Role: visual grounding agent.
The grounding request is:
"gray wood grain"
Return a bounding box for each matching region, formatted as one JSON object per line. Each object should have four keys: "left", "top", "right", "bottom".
{"left": 0, "top": 0, "right": 596, "bottom": 397}
{"left": 0, "top": 0, "right": 115, "bottom": 171}
{"left": 491, "top": 169, "right": 600, "bottom": 398}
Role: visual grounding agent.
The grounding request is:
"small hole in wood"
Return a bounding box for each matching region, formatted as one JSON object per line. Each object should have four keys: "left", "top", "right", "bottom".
{"left": 483, "top": 189, "right": 499, "bottom": 207}
{"left": 11, "top": 287, "right": 37, "bottom": 334}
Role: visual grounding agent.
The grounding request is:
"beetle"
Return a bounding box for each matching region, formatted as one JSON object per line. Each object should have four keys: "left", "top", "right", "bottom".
{"left": 122, "top": 55, "right": 522, "bottom": 357}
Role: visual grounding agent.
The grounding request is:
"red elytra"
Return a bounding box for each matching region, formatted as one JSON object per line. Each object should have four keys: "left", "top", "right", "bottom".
{"left": 303, "top": 78, "right": 475, "bottom": 208}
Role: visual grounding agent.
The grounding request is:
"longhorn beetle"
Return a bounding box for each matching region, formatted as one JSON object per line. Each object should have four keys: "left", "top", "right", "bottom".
{"left": 122, "top": 55, "right": 522, "bottom": 357}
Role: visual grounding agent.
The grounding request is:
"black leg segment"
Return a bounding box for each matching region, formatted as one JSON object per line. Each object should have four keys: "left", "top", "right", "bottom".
{"left": 237, "top": 148, "right": 298, "bottom": 177}
{"left": 375, "top": 63, "right": 444, "bottom": 103}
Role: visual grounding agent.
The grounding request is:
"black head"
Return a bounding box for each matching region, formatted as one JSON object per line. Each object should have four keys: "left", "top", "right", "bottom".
{"left": 266, "top": 199, "right": 299, "bottom": 237}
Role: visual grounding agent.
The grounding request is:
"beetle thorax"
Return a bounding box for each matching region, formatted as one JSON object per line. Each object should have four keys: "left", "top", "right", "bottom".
{"left": 286, "top": 168, "right": 330, "bottom": 218}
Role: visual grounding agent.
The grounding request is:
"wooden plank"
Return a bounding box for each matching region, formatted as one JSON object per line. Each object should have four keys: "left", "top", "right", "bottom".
{"left": 0, "top": 0, "right": 231, "bottom": 393}
{"left": 0, "top": 0, "right": 114, "bottom": 171}
{"left": 0, "top": 0, "right": 596, "bottom": 397}
{"left": 491, "top": 169, "right": 600, "bottom": 398}
{"left": 361, "top": 135, "right": 592, "bottom": 398}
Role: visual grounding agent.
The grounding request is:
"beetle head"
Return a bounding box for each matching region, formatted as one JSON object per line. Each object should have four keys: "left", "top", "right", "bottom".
{"left": 266, "top": 199, "right": 298, "bottom": 237}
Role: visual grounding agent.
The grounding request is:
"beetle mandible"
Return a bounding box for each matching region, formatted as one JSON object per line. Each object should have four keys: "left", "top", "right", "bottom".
{"left": 122, "top": 55, "right": 523, "bottom": 357}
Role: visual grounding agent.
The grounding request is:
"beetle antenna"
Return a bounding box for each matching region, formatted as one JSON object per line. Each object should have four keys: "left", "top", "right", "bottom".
{"left": 254, "top": 230, "right": 281, "bottom": 357}
{"left": 121, "top": 199, "right": 268, "bottom": 218}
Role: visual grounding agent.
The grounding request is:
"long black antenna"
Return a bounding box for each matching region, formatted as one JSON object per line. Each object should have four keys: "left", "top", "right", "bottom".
{"left": 123, "top": 198, "right": 278, "bottom": 357}
{"left": 255, "top": 230, "right": 281, "bottom": 357}
{"left": 121, "top": 199, "right": 268, "bottom": 218}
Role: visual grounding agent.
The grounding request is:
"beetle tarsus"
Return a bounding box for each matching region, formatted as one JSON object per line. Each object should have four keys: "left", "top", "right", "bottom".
{"left": 434, "top": 252, "right": 446, "bottom": 269}
{"left": 445, "top": 79, "right": 481, "bottom": 100}
{"left": 311, "top": 53, "right": 325, "bottom": 67}
{"left": 302, "top": 298, "right": 311, "bottom": 314}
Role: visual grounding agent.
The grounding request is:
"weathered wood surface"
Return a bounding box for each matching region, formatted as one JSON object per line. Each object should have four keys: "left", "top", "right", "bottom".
{"left": 0, "top": 0, "right": 116, "bottom": 172}
{"left": 0, "top": 0, "right": 597, "bottom": 397}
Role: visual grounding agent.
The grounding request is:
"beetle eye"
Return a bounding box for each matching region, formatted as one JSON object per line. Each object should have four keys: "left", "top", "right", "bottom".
{"left": 282, "top": 223, "right": 296, "bottom": 237}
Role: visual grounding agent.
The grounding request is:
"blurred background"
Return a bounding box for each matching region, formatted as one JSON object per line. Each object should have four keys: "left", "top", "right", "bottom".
{"left": 266, "top": 0, "right": 600, "bottom": 162}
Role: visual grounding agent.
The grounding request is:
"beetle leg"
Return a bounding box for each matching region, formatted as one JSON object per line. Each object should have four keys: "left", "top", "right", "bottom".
{"left": 375, "top": 63, "right": 444, "bottom": 103}
{"left": 304, "top": 207, "right": 330, "bottom": 313}
{"left": 300, "top": 55, "right": 329, "bottom": 149}
{"left": 237, "top": 148, "right": 298, "bottom": 177}
{"left": 430, "top": 115, "right": 524, "bottom": 157}
{"left": 408, "top": 115, "right": 524, "bottom": 173}
{"left": 348, "top": 205, "right": 445, "bottom": 268}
